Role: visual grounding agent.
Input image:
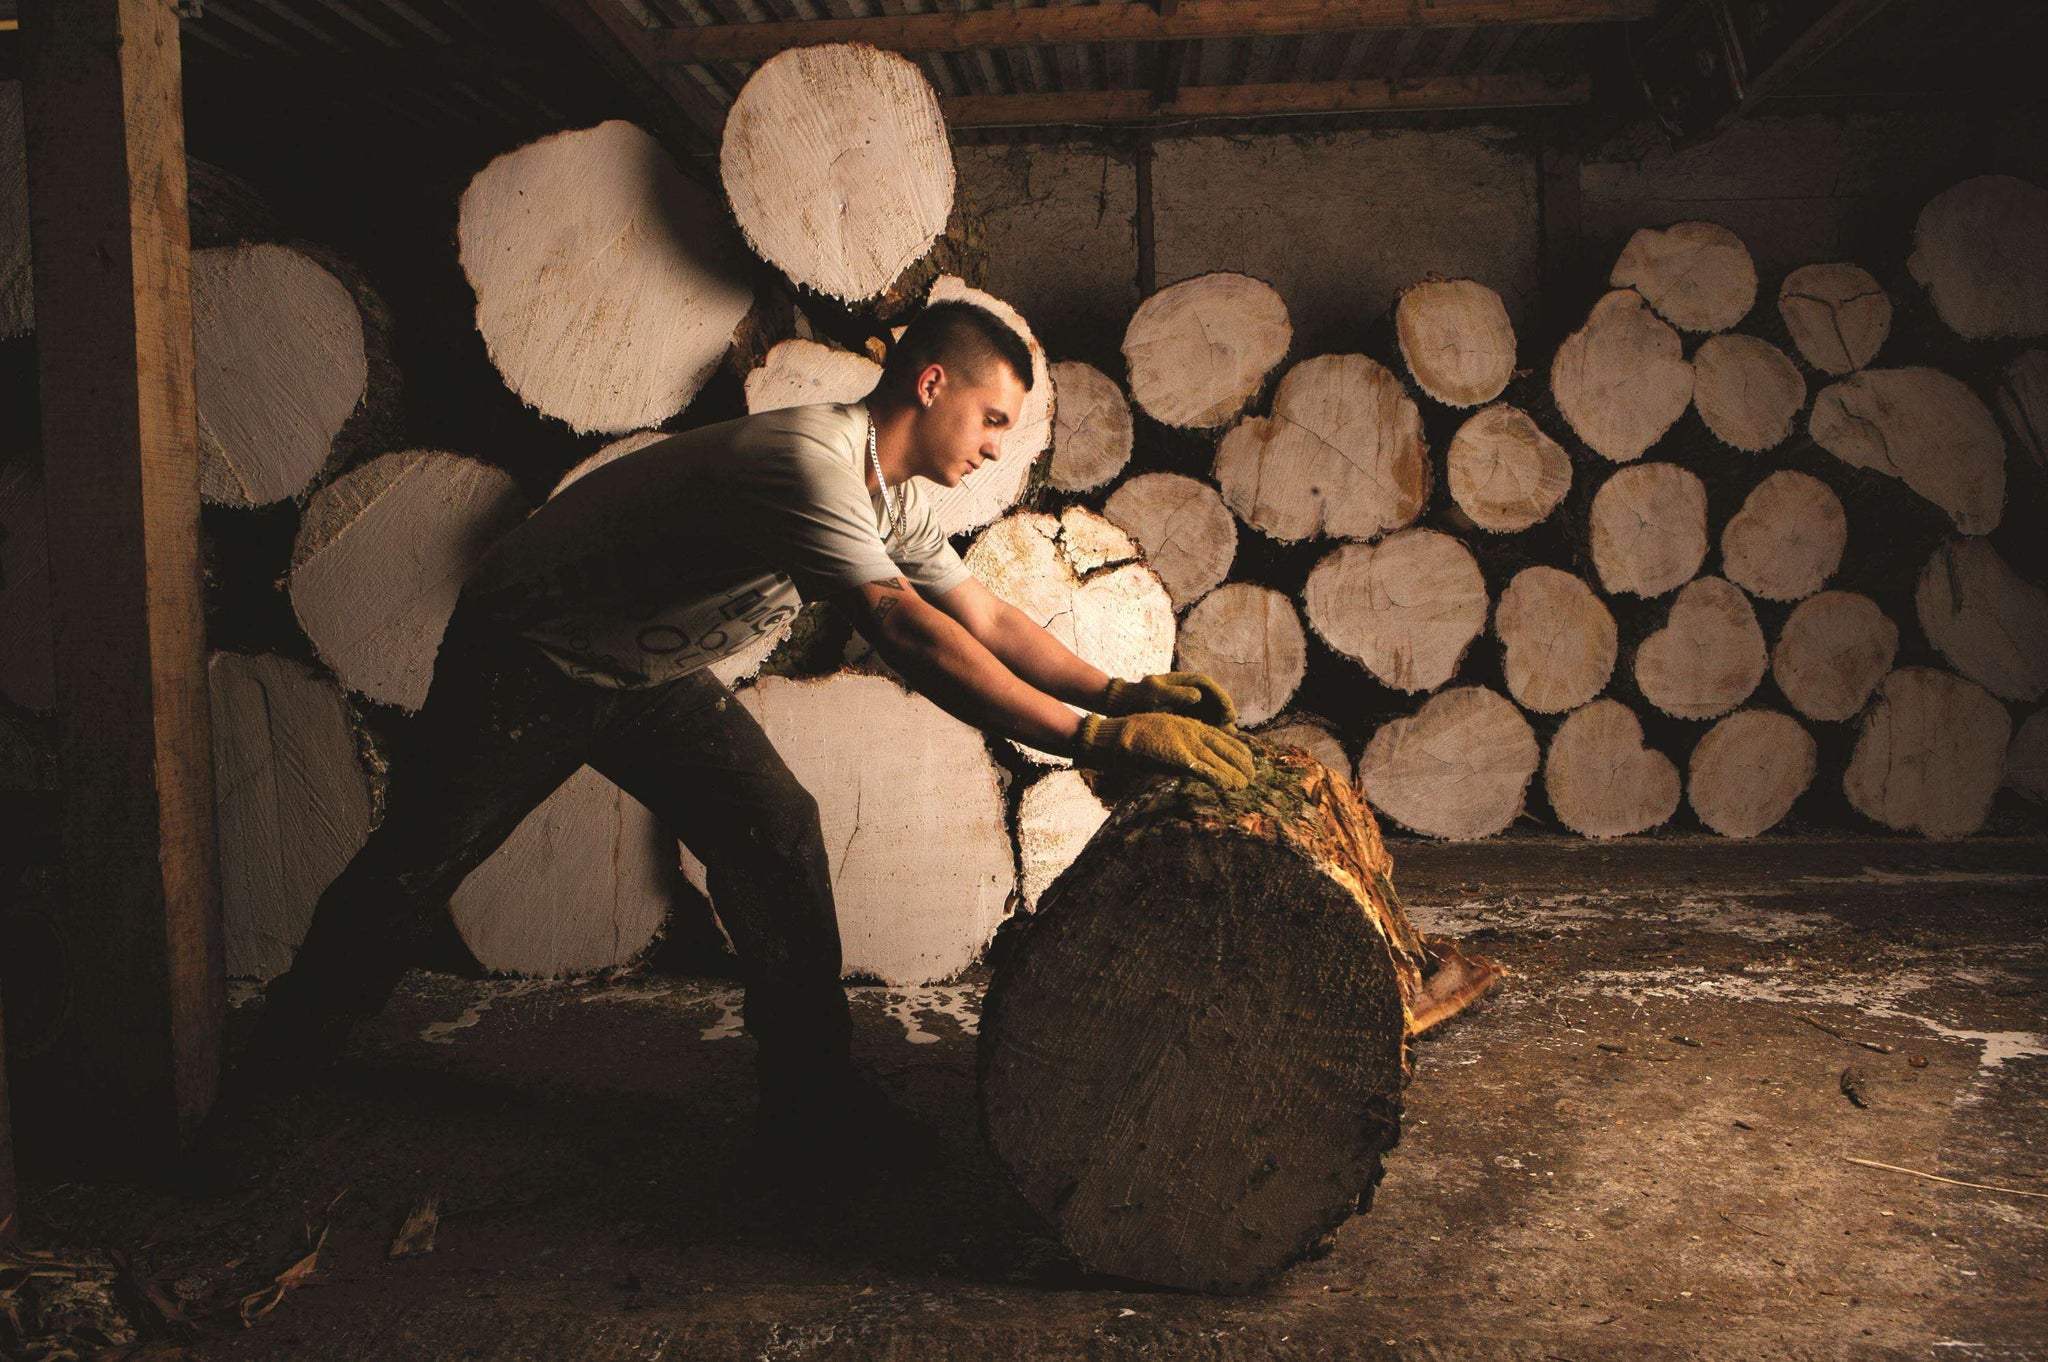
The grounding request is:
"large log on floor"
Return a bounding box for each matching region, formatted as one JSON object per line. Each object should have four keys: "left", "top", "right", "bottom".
{"left": 1173, "top": 582, "right": 1305, "bottom": 728}
{"left": 1690, "top": 334, "right": 1804, "bottom": 453}
{"left": 721, "top": 44, "right": 954, "bottom": 308}
{"left": 1393, "top": 278, "right": 1515, "bottom": 409}
{"left": 920, "top": 276, "right": 1055, "bottom": 536}
{"left": 1550, "top": 289, "right": 1693, "bottom": 463}
{"left": 1254, "top": 712, "right": 1349, "bottom": 780}
{"left": 1777, "top": 263, "right": 1890, "bottom": 375}
{"left": 1123, "top": 272, "right": 1291, "bottom": 430}
{"left": 1214, "top": 354, "right": 1428, "bottom": 543}
{"left": 1808, "top": 367, "right": 2006, "bottom": 535}
{"left": 1493, "top": 566, "right": 1616, "bottom": 714}
{"left": 1304, "top": 529, "right": 1488, "bottom": 693}
{"left": 1608, "top": 221, "right": 1757, "bottom": 334}
{"left": 1046, "top": 360, "right": 1132, "bottom": 494}
{"left": 1915, "top": 537, "right": 2048, "bottom": 703}
{"left": 1101, "top": 472, "right": 1236, "bottom": 611}
{"left": 1720, "top": 470, "right": 1845, "bottom": 602}
{"left": 1633, "top": 576, "right": 1767, "bottom": 721}
{"left": 458, "top": 120, "right": 753, "bottom": 434}
{"left": 1355, "top": 686, "right": 1538, "bottom": 840}
{"left": 1445, "top": 403, "right": 1571, "bottom": 533}
{"left": 1687, "top": 708, "right": 1815, "bottom": 839}
{"left": 1770, "top": 590, "right": 1898, "bottom": 723}
{"left": 1907, "top": 175, "right": 2048, "bottom": 341}
{"left": 1589, "top": 461, "right": 1707, "bottom": 598}
{"left": 1543, "top": 699, "right": 1681, "bottom": 838}
{"left": 980, "top": 741, "right": 1503, "bottom": 1293}
{"left": 1844, "top": 667, "right": 2010, "bottom": 838}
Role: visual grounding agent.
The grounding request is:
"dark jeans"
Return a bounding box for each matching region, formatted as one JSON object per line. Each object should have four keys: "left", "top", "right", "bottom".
{"left": 265, "top": 608, "right": 851, "bottom": 1099}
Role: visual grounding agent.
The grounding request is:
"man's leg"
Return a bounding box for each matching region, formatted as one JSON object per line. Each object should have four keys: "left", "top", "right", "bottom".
{"left": 586, "top": 673, "right": 852, "bottom": 1119}
{"left": 258, "top": 626, "right": 597, "bottom": 1059}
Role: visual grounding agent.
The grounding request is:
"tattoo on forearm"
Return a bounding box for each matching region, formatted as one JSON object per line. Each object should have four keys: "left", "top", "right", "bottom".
{"left": 869, "top": 577, "right": 910, "bottom": 627}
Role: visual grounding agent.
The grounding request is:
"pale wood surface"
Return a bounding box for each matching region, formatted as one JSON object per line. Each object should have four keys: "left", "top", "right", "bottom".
{"left": 1809, "top": 367, "right": 2007, "bottom": 535}
{"left": 1634, "top": 576, "right": 1767, "bottom": 721}
{"left": 1304, "top": 529, "right": 1487, "bottom": 693}
{"left": 1778, "top": 263, "right": 1890, "bottom": 375}
{"left": 1446, "top": 403, "right": 1571, "bottom": 533}
{"left": 1395, "top": 278, "right": 1516, "bottom": 408}
{"left": 1687, "top": 709, "right": 1816, "bottom": 839}
{"left": 1915, "top": 537, "right": 2048, "bottom": 703}
{"left": 1720, "top": 469, "right": 1845, "bottom": 602}
{"left": 1017, "top": 769, "right": 1110, "bottom": 911}
{"left": 1047, "top": 360, "right": 1133, "bottom": 493}
{"left": 1255, "top": 713, "right": 1349, "bottom": 780}
{"left": 1907, "top": 174, "right": 2048, "bottom": 341}
{"left": 1844, "top": 667, "right": 2011, "bottom": 838}
{"left": 1551, "top": 289, "right": 1693, "bottom": 463}
{"left": 1102, "top": 472, "right": 1237, "bottom": 611}
{"left": 1494, "top": 565, "right": 1616, "bottom": 714}
{"left": 1691, "top": 334, "right": 1804, "bottom": 453}
{"left": 1543, "top": 699, "right": 1681, "bottom": 839}
{"left": 1174, "top": 583, "right": 1307, "bottom": 728}
{"left": 1770, "top": 590, "right": 1898, "bottom": 723}
{"left": 1356, "top": 685, "right": 1538, "bottom": 840}
{"left": 1124, "top": 271, "right": 1291, "bottom": 430}
{"left": 1609, "top": 221, "right": 1757, "bottom": 334}
{"left": 743, "top": 338, "right": 882, "bottom": 415}
{"left": 1589, "top": 461, "right": 1707, "bottom": 598}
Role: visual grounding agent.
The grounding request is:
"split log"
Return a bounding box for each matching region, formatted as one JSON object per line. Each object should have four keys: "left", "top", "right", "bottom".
{"left": 721, "top": 44, "right": 954, "bottom": 307}
{"left": 1493, "top": 566, "right": 1616, "bottom": 714}
{"left": 1542, "top": 699, "right": 1681, "bottom": 839}
{"left": 920, "top": 276, "right": 1055, "bottom": 536}
{"left": 980, "top": 741, "right": 1502, "bottom": 1293}
{"left": 458, "top": 120, "right": 753, "bottom": 434}
{"left": 1915, "top": 538, "right": 2048, "bottom": 702}
{"left": 964, "top": 508, "right": 1175, "bottom": 762}
{"left": 1016, "top": 769, "right": 1111, "bottom": 912}
{"left": 1996, "top": 349, "right": 2047, "bottom": 472}
{"left": 1173, "top": 583, "right": 1306, "bottom": 728}
{"left": 1304, "top": 529, "right": 1488, "bottom": 693}
{"left": 450, "top": 764, "right": 670, "bottom": 977}
{"left": 1101, "top": 472, "right": 1237, "bottom": 611}
{"left": 1608, "top": 221, "right": 1757, "bottom": 333}
{"left": 192, "top": 243, "right": 375, "bottom": 507}
{"left": 0, "top": 461, "right": 53, "bottom": 712}
{"left": 1777, "top": 263, "right": 1890, "bottom": 375}
{"left": 1589, "top": 462, "right": 1707, "bottom": 598}
{"left": 1686, "top": 709, "right": 1815, "bottom": 839}
{"left": 1691, "top": 334, "right": 1804, "bottom": 453}
{"left": 1808, "top": 367, "right": 2007, "bottom": 535}
{"left": 1634, "top": 576, "right": 1767, "bottom": 721}
{"left": 1844, "top": 667, "right": 2011, "bottom": 838}
{"left": 1214, "top": 354, "right": 1428, "bottom": 543}
{"left": 1445, "top": 403, "right": 1571, "bottom": 533}
{"left": 290, "top": 451, "right": 527, "bottom": 713}
{"left": 1770, "top": 591, "right": 1898, "bottom": 723}
{"left": 1907, "top": 175, "right": 2048, "bottom": 341}
{"left": 2007, "top": 710, "right": 2048, "bottom": 805}
{"left": 1123, "top": 272, "right": 1292, "bottom": 430}
{"left": 209, "top": 652, "right": 375, "bottom": 980}
{"left": 0, "top": 81, "right": 28, "bottom": 339}
{"left": 1393, "top": 278, "right": 1516, "bottom": 408}
{"left": 1046, "top": 361, "right": 1133, "bottom": 493}
{"left": 743, "top": 338, "right": 881, "bottom": 415}
{"left": 1253, "top": 713, "right": 1348, "bottom": 780}
{"left": 1720, "top": 470, "right": 1845, "bottom": 602}
{"left": 1550, "top": 289, "right": 1694, "bottom": 463}
{"left": 1356, "top": 686, "right": 1538, "bottom": 840}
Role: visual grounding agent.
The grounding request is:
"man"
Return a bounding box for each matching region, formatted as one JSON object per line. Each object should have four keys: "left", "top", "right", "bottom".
{"left": 255, "top": 300, "right": 1254, "bottom": 1164}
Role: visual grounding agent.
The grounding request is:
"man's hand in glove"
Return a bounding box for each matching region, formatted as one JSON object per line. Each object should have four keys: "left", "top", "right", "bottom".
{"left": 1075, "top": 713, "right": 1256, "bottom": 790}
{"left": 1099, "top": 672, "right": 1238, "bottom": 728}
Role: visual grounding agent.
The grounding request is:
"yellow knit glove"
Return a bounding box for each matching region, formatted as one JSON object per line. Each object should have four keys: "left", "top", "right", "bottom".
{"left": 1075, "top": 713, "right": 1256, "bottom": 790}
{"left": 1100, "top": 672, "right": 1238, "bottom": 727}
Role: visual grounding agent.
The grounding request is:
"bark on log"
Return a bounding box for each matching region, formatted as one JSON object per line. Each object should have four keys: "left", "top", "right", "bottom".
{"left": 1101, "top": 472, "right": 1237, "bottom": 611}
{"left": 1608, "top": 222, "right": 1757, "bottom": 334}
{"left": 721, "top": 44, "right": 954, "bottom": 308}
{"left": 1633, "top": 576, "right": 1766, "bottom": 722}
{"left": 1494, "top": 565, "right": 1616, "bottom": 714}
{"left": 1915, "top": 537, "right": 2048, "bottom": 703}
{"left": 1214, "top": 354, "right": 1428, "bottom": 544}
{"left": 458, "top": 120, "right": 753, "bottom": 434}
{"left": 450, "top": 764, "right": 670, "bottom": 977}
{"left": 1551, "top": 289, "right": 1694, "bottom": 463}
{"left": 1393, "top": 278, "right": 1516, "bottom": 409}
{"left": 2007, "top": 710, "right": 2048, "bottom": 805}
{"left": 1808, "top": 367, "right": 2007, "bottom": 535}
{"left": 1770, "top": 590, "right": 1898, "bottom": 723}
{"left": 920, "top": 276, "right": 1055, "bottom": 536}
{"left": 1304, "top": 529, "right": 1488, "bottom": 693}
{"left": 964, "top": 508, "right": 1175, "bottom": 763}
{"left": 1046, "top": 360, "right": 1133, "bottom": 494}
{"left": 743, "top": 338, "right": 881, "bottom": 415}
{"left": 1777, "top": 263, "right": 1890, "bottom": 375}
{"left": 1691, "top": 334, "right": 1804, "bottom": 454}
{"left": 1356, "top": 686, "right": 1537, "bottom": 840}
{"left": 1844, "top": 667, "right": 2010, "bottom": 838}
{"left": 980, "top": 741, "right": 1503, "bottom": 1293}
{"left": 290, "top": 451, "right": 527, "bottom": 712}
{"left": 1686, "top": 709, "right": 1816, "bottom": 839}
{"left": 0, "top": 82, "right": 28, "bottom": 340}
{"left": 1017, "top": 769, "right": 1110, "bottom": 912}
{"left": 209, "top": 652, "right": 375, "bottom": 980}
{"left": 1907, "top": 175, "right": 2048, "bottom": 341}
{"left": 0, "top": 461, "right": 53, "bottom": 712}
{"left": 192, "top": 243, "right": 379, "bottom": 508}
{"left": 1720, "top": 469, "right": 1845, "bottom": 602}
{"left": 1589, "top": 461, "right": 1707, "bottom": 598}
{"left": 1254, "top": 712, "right": 1349, "bottom": 780}
{"left": 1445, "top": 403, "right": 1571, "bottom": 533}
{"left": 1542, "top": 699, "right": 1681, "bottom": 839}
{"left": 1123, "top": 272, "right": 1292, "bottom": 430}
{"left": 1174, "top": 583, "right": 1306, "bottom": 728}
{"left": 1998, "top": 349, "right": 2047, "bottom": 472}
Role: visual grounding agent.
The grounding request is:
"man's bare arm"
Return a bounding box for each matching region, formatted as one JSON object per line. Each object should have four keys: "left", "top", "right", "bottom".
{"left": 927, "top": 576, "right": 1111, "bottom": 710}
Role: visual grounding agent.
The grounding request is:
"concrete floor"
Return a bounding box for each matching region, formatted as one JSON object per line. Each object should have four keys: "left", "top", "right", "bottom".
{"left": 12, "top": 837, "right": 2048, "bottom": 1359}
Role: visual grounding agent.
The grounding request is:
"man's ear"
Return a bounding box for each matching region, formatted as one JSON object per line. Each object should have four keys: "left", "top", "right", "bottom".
{"left": 917, "top": 362, "right": 945, "bottom": 408}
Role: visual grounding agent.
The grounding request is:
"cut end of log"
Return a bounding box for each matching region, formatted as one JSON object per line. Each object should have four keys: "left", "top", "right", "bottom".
{"left": 743, "top": 338, "right": 882, "bottom": 416}
{"left": 1544, "top": 699, "right": 1680, "bottom": 839}
{"left": 1124, "top": 272, "right": 1292, "bottom": 430}
{"left": 1720, "top": 470, "right": 1845, "bottom": 603}
{"left": 1844, "top": 667, "right": 2010, "bottom": 838}
{"left": 1915, "top": 537, "right": 2048, "bottom": 703}
{"left": 1609, "top": 221, "right": 1757, "bottom": 334}
{"left": 1778, "top": 263, "right": 1890, "bottom": 375}
{"left": 1687, "top": 709, "right": 1816, "bottom": 839}
{"left": 1101, "top": 472, "right": 1237, "bottom": 611}
{"left": 1046, "top": 361, "right": 1133, "bottom": 493}
{"left": 1446, "top": 404, "right": 1571, "bottom": 534}
{"left": 1907, "top": 175, "right": 2048, "bottom": 342}
{"left": 1304, "top": 529, "right": 1488, "bottom": 693}
{"left": 1590, "top": 462, "right": 1707, "bottom": 598}
{"left": 1809, "top": 367, "right": 2007, "bottom": 536}
{"left": 1691, "top": 334, "right": 1804, "bottom": 454}
{"left": 1174, "top": 583, "right": 1305, "bottom": 728}
{"left": 1634, "top": 576, "right": 1766, "bottom": 722}
{"left": 1357, "top": 686, "right": 1538, "bottom": 840}
{"left": 1771, "top": 591, "right": 1898, "bottom": 723}
{"left": 1551, "top": 289, "right": 1693, "bottom": 463}
{"left": 1495, "top": 566, "right": 1616, "bottom": 715}
{"left": 1394, "top": 278, "right": 1516, "bottom": 409}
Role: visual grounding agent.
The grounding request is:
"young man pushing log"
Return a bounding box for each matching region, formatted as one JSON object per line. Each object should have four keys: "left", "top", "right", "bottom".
{"left": 253, "top": 301, "right": 1253, "bottom": 1169}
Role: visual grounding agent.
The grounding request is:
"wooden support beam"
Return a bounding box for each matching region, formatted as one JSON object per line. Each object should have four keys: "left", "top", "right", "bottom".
{"left": 942, "top": 71, "right": 1591, "bottom": 128}
{"left": 656, "top": 0, "right": 1661, "bottom": 64}
{"left": 17, "top": 0, "right": 223, "bottom": 1170}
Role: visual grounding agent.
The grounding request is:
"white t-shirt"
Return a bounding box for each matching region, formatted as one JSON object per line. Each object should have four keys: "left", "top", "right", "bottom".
{"left": 463, "top": 402, "right": 970, "bottom": 688}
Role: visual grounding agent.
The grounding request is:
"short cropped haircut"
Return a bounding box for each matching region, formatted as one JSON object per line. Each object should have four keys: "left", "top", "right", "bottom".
{"left": 877, "top": 299, "right": 1035, "bottom": 402}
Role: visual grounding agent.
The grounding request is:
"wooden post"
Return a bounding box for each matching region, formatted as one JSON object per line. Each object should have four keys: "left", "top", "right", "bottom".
{"left": 17, "top": 0, "right": 222, "bottom": 1169}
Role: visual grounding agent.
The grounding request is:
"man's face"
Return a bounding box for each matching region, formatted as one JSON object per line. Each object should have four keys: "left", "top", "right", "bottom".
{"left": 908, "top": 361, "right": 1028, "bottom": 488}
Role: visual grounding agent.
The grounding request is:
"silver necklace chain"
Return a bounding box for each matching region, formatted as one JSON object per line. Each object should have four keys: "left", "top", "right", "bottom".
{"left": 868, "top": 416, "right": 906, "bottom": 540}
